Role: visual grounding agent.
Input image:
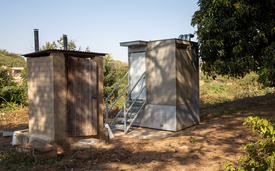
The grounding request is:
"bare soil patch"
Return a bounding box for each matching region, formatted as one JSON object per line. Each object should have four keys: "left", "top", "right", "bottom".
{"left": 0, "top": 93, "right": 274, "bottom": 170}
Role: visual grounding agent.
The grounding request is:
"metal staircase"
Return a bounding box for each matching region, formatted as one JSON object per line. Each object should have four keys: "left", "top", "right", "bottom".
{"left": 106, "top": 71, "right": 146, "bottom": 134}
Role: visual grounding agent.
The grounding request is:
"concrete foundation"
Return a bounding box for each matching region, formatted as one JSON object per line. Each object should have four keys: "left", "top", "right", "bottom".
{"left": 132, "top": 102, "right": 199, "bottom": 131}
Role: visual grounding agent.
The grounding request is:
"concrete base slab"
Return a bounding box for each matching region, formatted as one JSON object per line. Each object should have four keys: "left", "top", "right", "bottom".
{"left": 14, "top": 130, "right": 53, "bottom": 145}
{"left": 112, "top": 126, "right": 175, "bottom": 139}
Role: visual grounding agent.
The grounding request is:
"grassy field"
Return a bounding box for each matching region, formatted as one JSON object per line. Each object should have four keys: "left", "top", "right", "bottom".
{"left": 199, "top": 72, "right": 275, "bottom": 107}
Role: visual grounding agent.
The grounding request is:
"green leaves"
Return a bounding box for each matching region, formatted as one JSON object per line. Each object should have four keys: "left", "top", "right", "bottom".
{"left": 0, "top": 66, "right": 28, "bottom": 108}
{"left": 192, "top": 0, "right": 275, "bottom": 86}
{"left": 40, "top": 34, "right": 88, "bottom": 51}
{"left": 244, "top": 116, "right": 275, "bottom": 140}
{"left": 225, "top": 116, "right": 275, "bottom": 170}
{"left": 103, "top": 54, "right": 128, "bottom": 105}
{"left": 0, "top": 50, "right": 26, "bottom": 67}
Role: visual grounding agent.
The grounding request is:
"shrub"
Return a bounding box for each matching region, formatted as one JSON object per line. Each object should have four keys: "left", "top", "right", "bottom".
{"left": 0, "top": 66, "right": 28, "bottom": 109}
{"left": 224, "top": 116, "right": 275, "bottom": 171}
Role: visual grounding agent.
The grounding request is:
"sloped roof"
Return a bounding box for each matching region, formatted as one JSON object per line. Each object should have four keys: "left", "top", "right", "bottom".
{"left": 22, "top": 49, "right": 107, "bottom": 58}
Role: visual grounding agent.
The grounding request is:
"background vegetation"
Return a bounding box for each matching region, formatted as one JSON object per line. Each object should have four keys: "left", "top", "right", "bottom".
{"left": 192, "top": 0, "right": 275, "bottom": 86}
{"left": 0, "top": 49, "right": 26, "bottom": 67}
{"left": 0, "top": 50, "right": 28, "bottom": 112}
{"left": 103, "top": 54, "right": 128, "bottom": 107}
{"left": 200, "top": 72, "right": 275, "bottom": 107}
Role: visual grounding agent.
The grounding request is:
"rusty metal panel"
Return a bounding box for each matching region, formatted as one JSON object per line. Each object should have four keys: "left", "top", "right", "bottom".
{"left": 67, "top": 56, "right": 97, "bottom": 137}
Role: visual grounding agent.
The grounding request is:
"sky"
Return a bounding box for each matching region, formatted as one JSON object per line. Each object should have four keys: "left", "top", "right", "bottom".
{"left": 0, "top": 0, "right": 199, "bottom": 62}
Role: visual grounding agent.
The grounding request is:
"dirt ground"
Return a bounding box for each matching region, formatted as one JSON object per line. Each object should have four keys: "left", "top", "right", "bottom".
{"left": 0, "top": 93, "right": 274, "bottom": 171}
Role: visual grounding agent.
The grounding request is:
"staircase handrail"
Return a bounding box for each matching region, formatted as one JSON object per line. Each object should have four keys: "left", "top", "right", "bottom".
{"left": 124, "top": 85, "right": 146, "bottom": 116}
{"left": 123, "top": 71, "right": 146, "bottom": 129}
{"left": 124, "top": 85, "right": 146, "bottom": 133}
{"left": 123, "top": 71, "right": 146, "bottom": 105}
{"left": 106, "top": 72, "right": 129, "bottom": 124}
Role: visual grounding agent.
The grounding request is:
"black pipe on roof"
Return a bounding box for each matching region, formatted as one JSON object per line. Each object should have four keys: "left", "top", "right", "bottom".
{"left": 34, "top": 29, "right": 39, "bottom": 52}
{"left": 63, "top": 35, "right": 67, "bottom": 50}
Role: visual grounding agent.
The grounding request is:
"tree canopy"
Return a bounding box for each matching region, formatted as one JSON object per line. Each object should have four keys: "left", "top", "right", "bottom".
{"left": 0, "top": 49, "right": 26, "bottom": 67}
{"left": 191, "top": 0, "right": 275, "bottom": 86}
{"left": 40, "top": 34, "right": 89, "bottom": 51}
{"left": 103, "top": 54, "right": 128, "bottom": 103}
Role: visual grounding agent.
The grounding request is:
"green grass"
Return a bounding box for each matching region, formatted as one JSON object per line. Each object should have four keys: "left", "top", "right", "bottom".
{"left": 189, "top": 136, "right": 196, "bottom": 143}
{"left": 0, "top": 146, "right": 57, "bottom": 170}
{"left": 200, "top": 72, "right": 275, "bottom": 107}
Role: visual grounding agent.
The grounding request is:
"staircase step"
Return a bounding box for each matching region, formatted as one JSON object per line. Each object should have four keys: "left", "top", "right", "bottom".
{"left": 114, "top": 118, "right": 133, "bottom": 123}
{"left": 126, "top": 106, "right": 140, "bottom": 110}
{"left": 109, "top": 124, "right": 124, "bottom": 130}
{"left": 121, "top": 106, "right": 140, "bottom": 110}
{"left": 117, "top": 111, "right": 137, "bottom": 117}
{"left": 127, "top": 100, "right": 145, "bottom": 105}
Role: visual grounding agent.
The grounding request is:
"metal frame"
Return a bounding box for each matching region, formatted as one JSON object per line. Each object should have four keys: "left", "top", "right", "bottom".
{"left": 123, "top": 71, "right": 146, "bottom": 133}
{"left": 106, "top": 71, "right": 147, "bottom": 134}
{"left": 105, "top": 72, "right": 129, "bottom": 124}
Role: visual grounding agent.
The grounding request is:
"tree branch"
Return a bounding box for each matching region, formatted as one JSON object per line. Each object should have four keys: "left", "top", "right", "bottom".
{"left": 272, "top": 1, "right": 275, "bottom": 10}
{"left": 262, "top": 8, "right": 275, "bottom": 16}
{"left": 252, "top": 52, "right": 263, "bottom": 67}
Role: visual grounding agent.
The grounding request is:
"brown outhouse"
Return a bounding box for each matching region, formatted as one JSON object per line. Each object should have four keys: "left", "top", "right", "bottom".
{"left": 22, "top": 50, "right": 105, "bottom": 145}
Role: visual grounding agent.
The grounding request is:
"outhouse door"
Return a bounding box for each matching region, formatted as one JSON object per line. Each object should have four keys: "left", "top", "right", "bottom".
{"left": 129, "top": 52, "right": 146, "bottom": 100}
{"left": 67, "top": 56, "right": 98, "bottom": 136}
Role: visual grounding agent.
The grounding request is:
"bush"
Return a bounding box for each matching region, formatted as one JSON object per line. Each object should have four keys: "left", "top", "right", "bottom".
{"left": 103, "top": 55, "right": 128, "bottom": 106}
{"left": 224, "top": 116, "right": 275, "bottom": 171}
{"left": 0, "top": 66, "right": 28, "bottom": 109}
{"left": 199, "top": 72, "right": 213, "bottom": 83}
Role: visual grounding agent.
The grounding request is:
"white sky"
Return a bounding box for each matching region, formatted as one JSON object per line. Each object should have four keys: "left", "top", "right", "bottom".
{"left": 0, "top": 0, "right": 199, "bottom": 62}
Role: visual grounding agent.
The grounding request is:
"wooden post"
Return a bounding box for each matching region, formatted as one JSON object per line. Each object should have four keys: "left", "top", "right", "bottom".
{"left": 93, "top": 56, "right": 105, "bottom": 138}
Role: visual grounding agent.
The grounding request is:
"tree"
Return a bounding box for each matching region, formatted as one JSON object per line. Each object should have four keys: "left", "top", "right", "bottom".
{"left": 0, "top": 65, "right": 28, "bottom": 107}
{"left": 191, "top": 0, "right": 275, "bottom": 86}
{"left": 0, "top": 49, "right": 26, "bottom": 67}
{"left": 103, "top": 54, "right": 119, "bottom": 103}
{"left": 40, "top": 35, "right": 83, "bottom": 51}
{"left": 103, "top": 54, "right": 128, "bottom": 104}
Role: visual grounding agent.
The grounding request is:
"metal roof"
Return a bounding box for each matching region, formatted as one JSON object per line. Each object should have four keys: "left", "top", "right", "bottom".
{"left": 120, "top": 38, "right": 197, "bottom": 47}
{"left": 120, "top": 40, "right": 148, "bottom": 47}
{"left": 22, "top": 49, "right": 107, "bottom": 58}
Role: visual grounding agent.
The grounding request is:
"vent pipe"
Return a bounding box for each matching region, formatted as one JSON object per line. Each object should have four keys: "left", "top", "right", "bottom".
{"left": 34, "top": 29, "right": 39, "bottom": 52}
{"left": 63, "top": 35, "right": 67, "bottom": 50}
{"left": 178, "top": 33, "right": 194, "bottom": 41}
{"left": 187, "top": 34, "right": 194, "bottom": 41}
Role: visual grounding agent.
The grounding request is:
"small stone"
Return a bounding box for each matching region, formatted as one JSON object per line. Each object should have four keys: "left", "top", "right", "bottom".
{"left": 161, "top": 156, "right": 174, "bottom": 162}
{"left": 201, "top": 148, "right": 207, "bottom": 151}
{"left": 190, "top": 146, "right": 201, "bottom": 152}
{"left": 195, "top": 137, "right": 205, "bottom": 141}
{"left": 162, "top": 147, "right": 176, "bottom": 153}
{"left": 161, "top": 156, "right": 167, "bottom": 161}
{"left": 175, "top": 146, "right": 189, "bottom": 153}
